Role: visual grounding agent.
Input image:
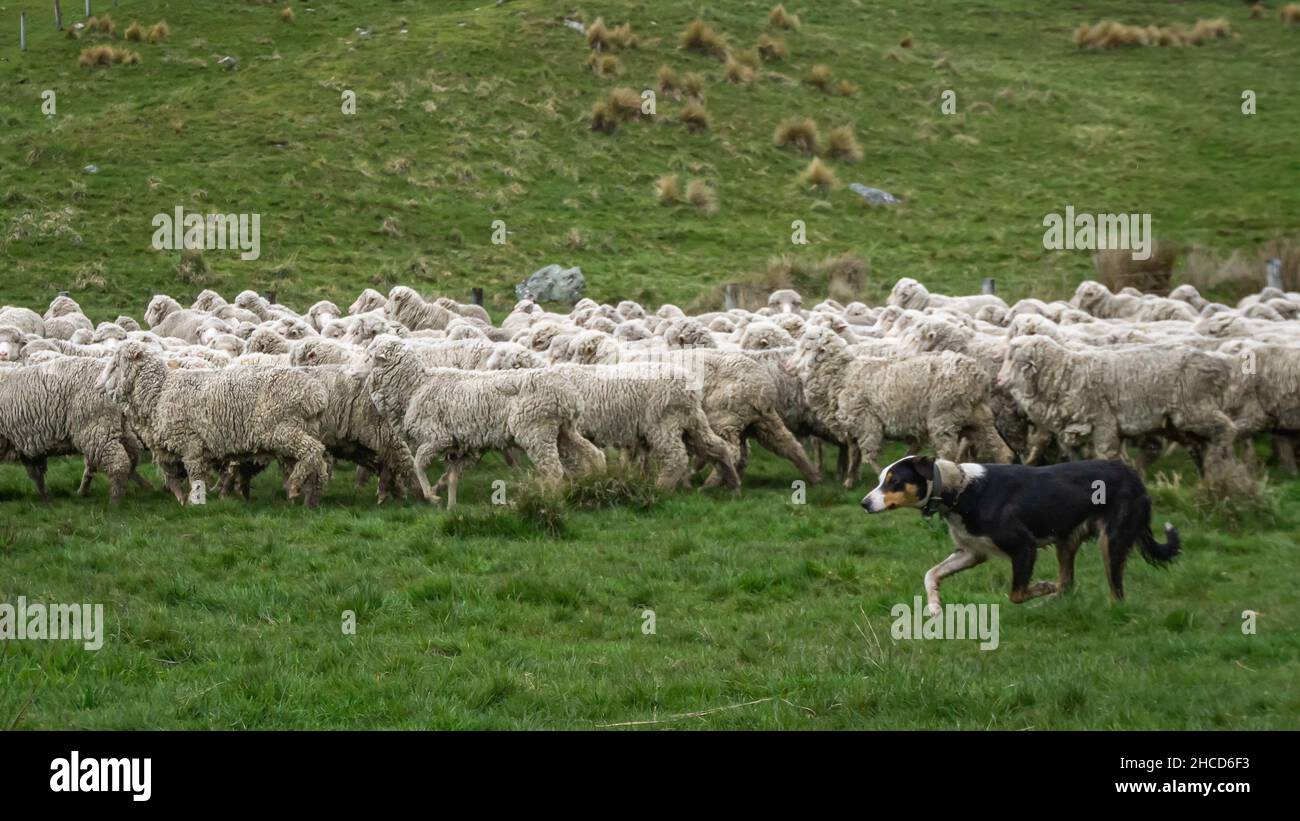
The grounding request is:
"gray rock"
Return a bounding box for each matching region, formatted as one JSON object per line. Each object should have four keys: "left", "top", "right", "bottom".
{"left": 563, "top": 19, "right": 586, "bottom": 34}
{"left": 849, "top": 183, "right": 901, "bottom": 205}
{"left": 83, "top": 164, "right": 99, "bottom": 174}
{"left": 516, "top": 264, "right": 586, "bottom": 303}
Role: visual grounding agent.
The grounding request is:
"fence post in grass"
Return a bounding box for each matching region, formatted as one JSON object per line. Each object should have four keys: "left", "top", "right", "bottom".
{"left": 1266, "top": 258, "right": 1282, "bottom": 291}
{"left": 471, "top": 287, "right": 484, "bottom": 306}
{"left": 20, "top": 13, "right": 26, "bottom": 51}
{"left": 724, "top": 283, "right": 738, "bottom": 311}
{"left": 981, "top": 277, "right": 996, "bottom": 295}
{"left": 84, "top": 1, "right": 90, "bottom": 18}
{"left": 262, "top": 290, "right": 277, "bottom": 305}
{"left": 54, "top": 1, "right": 62, "bottom": 31}
{"left": 58, "top": 291, "right": 69, "bottom": 298}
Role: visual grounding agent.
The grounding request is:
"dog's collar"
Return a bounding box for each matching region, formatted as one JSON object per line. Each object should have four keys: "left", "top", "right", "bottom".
{"left": 920, "top": 460, "right": 966, "bottom": 518}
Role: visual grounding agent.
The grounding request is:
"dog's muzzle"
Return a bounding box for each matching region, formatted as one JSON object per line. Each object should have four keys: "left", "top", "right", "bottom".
{"left": 860, "top": 489, "right": 885, "bottom": 513}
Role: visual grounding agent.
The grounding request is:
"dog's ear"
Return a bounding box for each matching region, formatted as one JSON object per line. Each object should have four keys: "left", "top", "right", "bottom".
{"left": 911, "top": 455, "right": 935, "bottom": 482}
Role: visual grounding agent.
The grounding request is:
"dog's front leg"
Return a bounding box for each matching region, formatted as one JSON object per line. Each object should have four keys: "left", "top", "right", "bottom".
{"left": 924, "top": 550, "right": 985, "bottom": 618}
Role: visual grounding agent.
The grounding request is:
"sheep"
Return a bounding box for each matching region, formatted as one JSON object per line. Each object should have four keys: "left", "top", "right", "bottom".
{"left": 307, "top": 300, "right": 342, "bottom": 331}
{"left": 795, "top": 325, "right": 1011, "bottom": 487}
{"left": 192, "top": 290, "right": 228, "bottom": 312}
{"left": 356, "top": 338, "right": 605, "bottom": 507}
{"left": 115, "top": 316, "right": 142, "bottom": 333}
{"left": 548, "top": 363, "right": 741, "bottom": 490}
{"left": 738, "top": 321, "right": 796, "bottom": 350}
{"left": 0, "top": 326, "right": 27, "bottom": 363}
{"left": 434, "top": 296, "right": 492, "bottom": 326}
{"left": 345, "top": 312, "right": 409, "bottom": 347}
{"left": 768, "top": 289, "right": 805, "bottom": 315}
{"left": 889, "top": 277, "right": 1006, "bottom": 317}
{"left": 0, "top": 306, "right": 45, "bottom": 337}
{"left": 0, "top": 356, "right": 148, "bottom": 502}
{"left": 349, "top": 288, "right": 387, "bottom": 316}
{"left": 290, "top": 337, "right": 361, "bottom": 367}
{"left": 998, "top": 335, "right": 1239, "bottom": 476}
{"left": 97, "top": 342, "right": 331, "bottom": 507}
{"left": 386, "top": 286, "right": 455, "bottom": 331}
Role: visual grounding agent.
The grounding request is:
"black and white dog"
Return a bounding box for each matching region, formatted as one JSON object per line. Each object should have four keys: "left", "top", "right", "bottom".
{"left": 862, "top": 456, "right": 1180, "bottom": 616}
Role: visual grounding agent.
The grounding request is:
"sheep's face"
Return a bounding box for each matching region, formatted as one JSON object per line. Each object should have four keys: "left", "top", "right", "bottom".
{"left": 792, "top": 326, "right": 841, "bottom": 374}
{"left": 308, "top": 301, "right": 341, "bottom": 329}
{"left": 1071, "top": 281, "right": 1107, "bottom": 310}
{"left": 321, "top": 321, "right": 347, "bottom": 340}
{"left": 70, "top": 329, "right": 94, "bottom": 346}
{"left": 192, "top": 290, "right": 227, "bottom": 312}
{"left": 349, "top": 290, "right": 386, "bottom": 316}
{"left": 740, "top": 322, "right": 793, "bottom": 351}
{"left": 145, "top": 295, "right": 179, "bottom": 328}
{"left": 616, "top": 301, "right": 645, "bottom": 321}
{"left": 615, "top": 321, "right": 650, "bottom": 342}
{"left": 0, "top": 327, "right": 24, "bottom": 362}
{"left": 278, "top": 319, "right": 313, "bottom": 341}
{"left": 45, "top": 295, "right": 81, "bottom": 320}
{"left": 96, "top": 344, "right": 145, "bottom": 400}
{"left": 246, "top": 330, "right": 289, "bottom": 355}
{"left": 234, "top": 290, "right": 266, "bottom": 313}
{"left": 486, "top": 345, "right": 541, "bottom": 370}
{"left": 768, "top": 289, "right": 804, "bottom": 314}
{"left": 889, "top": 278, "right": 927, "bottom": 310}
{"left": 998, "top": 342, "right": 1043, "bottom": 396}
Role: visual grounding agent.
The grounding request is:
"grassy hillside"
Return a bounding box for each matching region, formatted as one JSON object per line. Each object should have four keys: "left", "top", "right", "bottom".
{"left": 3, "top": 0, "right": 1299, "bottom": 316}
{"left": 1, "top": 1, "right": 1299, "bottom": 730}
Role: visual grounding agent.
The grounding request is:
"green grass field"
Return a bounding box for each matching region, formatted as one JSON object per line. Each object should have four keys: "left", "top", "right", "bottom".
{"left": 2, "top": 0, "right": 1299, "bottom": 729}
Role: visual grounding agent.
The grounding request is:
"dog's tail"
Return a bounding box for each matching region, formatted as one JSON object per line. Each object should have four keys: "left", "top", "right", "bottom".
{"left": 1135, "top": 492, "right": 1181, "bottom": 566}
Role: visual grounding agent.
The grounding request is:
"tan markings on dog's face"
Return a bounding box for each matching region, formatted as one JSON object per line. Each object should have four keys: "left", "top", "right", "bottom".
{"left": 881, "top": 482, "right": 922, "bottom": 509}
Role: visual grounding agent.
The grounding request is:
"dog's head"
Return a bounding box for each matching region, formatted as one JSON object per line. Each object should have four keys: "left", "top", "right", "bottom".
{"left": 861, "top": 456, "right": 936, "bottom": 514}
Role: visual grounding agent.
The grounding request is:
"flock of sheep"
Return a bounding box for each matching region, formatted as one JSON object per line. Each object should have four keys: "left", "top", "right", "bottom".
{"left": 1, "top": 276, "right": 1298, "bottom": 509}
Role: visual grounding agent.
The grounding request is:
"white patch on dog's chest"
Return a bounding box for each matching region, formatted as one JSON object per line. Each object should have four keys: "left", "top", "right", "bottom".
{"left": 945, "top": 514, "right": 1003, "bottom": 557}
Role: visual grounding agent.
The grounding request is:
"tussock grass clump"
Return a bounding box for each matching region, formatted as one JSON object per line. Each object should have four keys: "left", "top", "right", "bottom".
{"left": 1176, "top": 237, "right": 1300, "bottom": 300}
{"left": 757, "top": 33, "right": 788, "bottom": 61}
{"left": 680, "top": 19, "right": 727, "bottom": 58}
{"left": 148, "top": 22, "right": 171, "bottom": 43}
{"left": 679, "top": 100, "right": 711, "bottom": 131}
{"left": 798, "top": 157, "right": 837, "bottom": 191}
{"left": 656, "top": 65, "right": 680, "bottom": 96}
{"left": 87, "top": 15, "right": 117, "bottom": 36}
{"left": 1094, "top": 241, "right": 1178, "bottom": 294}
{"left": 609, "top": 23, "right": 638, "bottom": 50}
{"left": 78, "top": 45, "right": 141, "bottom": 67}
{"left": 769, "top": 4, "right": 801, "bottom": 30}
{"left": 590, "top": 101, "right": 619, "bottom": 133}
{"left": 723, "top": 54, "right": 756, "bottom": 83}
{"left": 805, "top": 63, "right": 832, "bottom": 91}
{"left": 280, "top": 6, "right": 295, "bottom": 23}
{"left": 586, "top": 16, "right": 611, "bottom": 50}
{"left": 124, "top": 21, "right": 145, "bottom": 42}
{"left": 656, "top": 174, "right": 680, "bottom": 204}
{"left": 825, "top": 125, "right": 863, "bottom": 162}
{"left": 563, "top": 471, "right": 661, "bottom": 512}
{"left": 1186, "top": 18, "right": 1231, "bottom": 45}
{"left": 686, "top": 179, "right": 718, "bottom": 215}
{"left": 766, "top": 252, "right": 868, "bottom": 301}
{"left": 1250, "top": 4, "right": 1266, "bottom": 21}
{"left": 607, "top": 86, "right": 644, "bottom": 118}
{"left": 773, "top": 116, "right": 819, "bottom": 153}
{"left": 1284, "top": 4, "right": 1300, "bottom": 24}
{"left": 1074, "top": 18, "right": 1230, "bottom": 49}
{"left": 835, "top": 79, "right": 858, "bottom": 97}
{"left": 900, "top": 32, "right": 914, "bottom": 48}
{"left": 587, "top": 52, "right": 620, "bottom": 76}
{"left": 681, "top": 72, "right": 706, "bottom": 98}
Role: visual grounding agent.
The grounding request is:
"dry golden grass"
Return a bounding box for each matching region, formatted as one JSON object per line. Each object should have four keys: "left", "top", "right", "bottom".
{"left": 773, "top": 117, "right": 819, "bottom": 153}
{"left": 768, "top": 4, "right": 800, "bottom": 30}
{"left": 805, "top": 64, "right": 832, "bottom": 91}
{"left": 798, "top": 157, "right": 836, "bottom": 191}
{"left": 1187, "top": 18, "right": 1231, "bottom": 45}
{"left": 825, "top": 125, "right": 863, "bottom": 162}
{"left": 590, "top": 101, "right": 619, "bottom": 134}
{"left": 757, "top": 34, "right": 788, "bottom": 61}
{"left": 1075, "top": 18, "right": 1230, "bottom": 48}
{"left": 78, "top": 45, "right": 141, "bottom": 68}
{"left": 656, "top": 65, "right": 680, "bottom": 96}
{"left": 1094, "top": 240, "right": 1178, "bottom": 294}
{"left": 680, "top": 100, "right": 711, "bottom": 131}
{"left": 124, "top": 21, "right": 144, "bottom": 42}
{"left": 723, "top": 55, "right": 756, "bottom": 84}
{"left": 586, "top": 16, "right": 611, "bottom": 50}
{"left": 1250, "top": 4, "right": 1266, "bottom": 21}
{"left": 655, "top": 174, "right": 680, "bottom": 204}
{"left": 900, "top": 32, "right": 914, "bottom": 48}
{"left": 681, "top": 72, "right": 706, "bottom": 99}
{"left": 587, "top": 53, "right": 620, "bottom": 77}
{"left": 87, "top": 15, "right": 117, "bottom": 36}
{"left": 280, "top": 6, "right": 295, "bottom": 23}
{"left": 686, "top": 179, "right": 719, "bottom": 215}
{"left": 1284, "top": 4, "right": 1300, "bottom": 24}
{"left": 835, "top": 79, "right": 858, "bottom": 97}
{"left": 607, "top": 86, "right": 644, "bottom": 119}
{"left": 148, "top": 21, "right": 170, "bottom": 44}
{"left": 680, "top": 20, "right": 727, "bottom": 58}
{"left": 609, "top": 23, "right": 638, "bottom": 50}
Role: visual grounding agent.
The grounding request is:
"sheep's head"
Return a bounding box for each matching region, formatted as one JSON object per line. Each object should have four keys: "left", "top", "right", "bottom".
{"left": 246, "top": 328, "right": 290, "bottom": 355}
{"left": 485, "top": 343, "right": 543, "bottom": 370}
{"left": 45, "top": 294, "right": 82, "bottom": 320}
{"left": 843, "top": 302, "right": 874, "bottom": 325}
{"left": 998, "top": 336, "right": 1052, "bottom": 396}
{"left": 320, "top": 320, "right": 348, "bottom": 340}
{"left": 96, "top": 341, "right": 151, "bottom": 400}
{"left": 656, "top": 303, "right": 685, "bottom": 320}
{"left": 664, "top": 319, "right": 715, "bottom": 349}
{"left": 526, "top": 323, "right": 563, "bottom": 353}
{"left": 1168, "top": 284, "right": 1202, "bottom": 306}
{"left": 115, "top": 315, "right": 141, "bottom": 333}
{"left": 772, "top": 313, "right": 806, "bottom": 339}
{"left": 791, "top": 324, "right": 845, "bottom": 374}
{"left": 445, "top": 319, "right": 487, "bottom": 341}
{"left": 144, "top": 295, "right": 182, "bottom": 328}
{"left": 93, "top": 323, "right": 127, "bottom": 347}
{"left": 349, "top": 289, "right": 387, "bottom": 316}
{"left": 739, "top": 321, "right": 795, "bottom": 351}
{"left": 208, "top": 333, "right": 245, "bottom": 358}
{"left": 767, "top": 289, "right": 804, "bottom": 314}
{"left": 277, "top": 317, "right": 314, "bottom": 341}
{"left": 974, "top": 304, "right": 1008, "bottom": 326}
{"left": 234, "top": 290, "right": 270, "bottom": 318}
{"left": 308, "top": 300, "right": 341, "bottom": 330}
{"left": 192, "top": 289, "right": 227, "bottom": 312}
{"left": 888, "top": 277, "right": 927, "bottom": 310}
{"left": 707, "top": 316, "right": 736, "bottom": 334}
{"left": 69, "top": 328, "right": 94, "bottom": 345}
{"left": 585, "top": 316, "right": 617, "bottom": 335}
{"left": 616, "top": 300, "right": 645, "bottom": 321}
{"left": 614, "top": 320, "right": 651, "bottom": 342}
{"left": 0, "top": 325, "right": 25, "bottom": 362}
{"left": 1070, "top": 281, "right": 1108, "bottom": 311}
{"left": 571, "top": 331, "right": 615, "bottom": 364}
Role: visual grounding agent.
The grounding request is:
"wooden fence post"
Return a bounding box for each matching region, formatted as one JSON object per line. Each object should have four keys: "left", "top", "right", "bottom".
{"left": 1266, "top": 259, "right": 1282, "bottom": 290}
{"left": 54, "top": 1, "right": 62, "bottom": 31}
{"left": 471, "top": 287, "right": 484, "bottom": 306}
{"left": 262, "top": 290, "right": 277, "bottom": 305}
{"left": 981, "top": 277, "right": 996, "bottom": 295}
{"left": 19, "top": 12, "right": 26, "bottom": 51}
{"left": 724, "top": 284, "right": 738, "bottom": 311}
{"left": 84, "top": 0, "right": 90, "bottom": 18}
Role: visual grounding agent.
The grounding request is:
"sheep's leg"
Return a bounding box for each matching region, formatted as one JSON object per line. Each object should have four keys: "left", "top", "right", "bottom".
{"left": 1091, "top": 419, "right": 1123, "bottom": 461}
{"left": 83, "top": 439, "right": 131, "bottom": 504}
{"left": 77, "top": 463, "right": 95, "bottom": 496}
{"left": 753, "top": 411, "right": 821, "bottom": 485}
{"left": 503, "top": 448, "right": 523, "bottom": 470}
{"left": 411, "top": 443, "right": 441, "bottom": 503}
{"left": 520, "top": 434, "right": 566, "bottom": 488}
{"left": 1025, "top": 427, "right": 1053, "bottom": 465}
{"left": 684, "top": 413, "right": 741, "bottom": 491}
{"left": 355, "top": 465, "right": 373, "bottom": 490}
{"left": 843, "top": 440, "right": 864, "bottom": 489}
{"left": 701, "top": 426, "right": 744, "bottom": 488}
{"left": 445, "top": 460, "right": 466, "bottom": 509}
{"left": 1276, "top": 435, "right": 1298, "bottom": 476}
{"left": 835, "top": 440, "right": 851, "bottom": 484}
{"left": 181, "top": 453, "right": 211, "bottom": 506}
{"left": 154, "top": 455, "right": 188, "bottom": 503}
{"left": 649, "top": 429, "right": 691, "bottom": 491}
{"left": 277, "top": 427, "right": 329, "bottom": 509}
{"left": 812, "top": 438, "right": 824, "bottom": 473}
{"left": 558, "top": 423, "right": 606, "bottom": 478}
{"left": 22, "top": 458, "right": 50, "bottom": 502}
{"left": 931, "top": 426, "right": 962, "bottom": 463}
{"left": 122, "top": 437, "right": 154, "bottom": 491}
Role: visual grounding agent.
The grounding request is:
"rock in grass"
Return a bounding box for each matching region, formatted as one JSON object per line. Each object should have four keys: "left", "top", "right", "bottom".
{"left": 849, "top": 183, "right": 901, "bottom": 205}
{"left": 516, "top": 264, "right": 586, "bottom": 303}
